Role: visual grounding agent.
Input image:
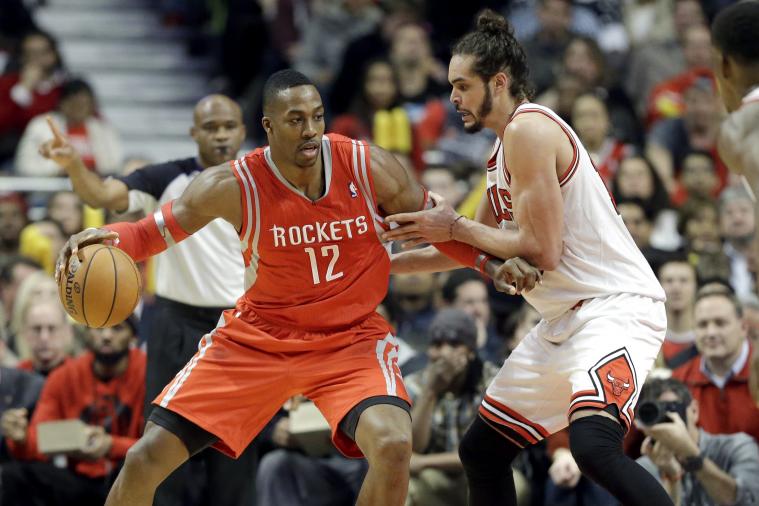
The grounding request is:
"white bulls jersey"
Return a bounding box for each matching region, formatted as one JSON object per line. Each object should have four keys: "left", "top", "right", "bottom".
{"left": 485, "top": 103, "right": 665, "bottom": 321}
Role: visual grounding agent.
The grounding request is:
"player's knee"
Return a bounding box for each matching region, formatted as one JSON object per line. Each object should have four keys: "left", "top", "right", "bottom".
{"left": 367, "top": 429, "right": 411, "bottom": 468}
{"left": 568, "top": 415, "right": 623, "bottom": 476}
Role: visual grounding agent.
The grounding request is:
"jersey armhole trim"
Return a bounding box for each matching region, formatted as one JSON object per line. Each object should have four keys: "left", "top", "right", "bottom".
{"left": 230, "top": 159, "right": 249, "bottom": 238}
{"left": 505, "top": 108, "right": 580, "bottom": 188}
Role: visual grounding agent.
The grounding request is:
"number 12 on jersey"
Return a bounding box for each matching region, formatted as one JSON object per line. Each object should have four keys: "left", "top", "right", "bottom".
{"left": 304, "top": 245, "right": 344, "bottom": 285}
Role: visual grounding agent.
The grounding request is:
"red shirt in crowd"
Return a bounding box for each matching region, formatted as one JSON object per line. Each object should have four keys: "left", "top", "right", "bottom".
{"left": 673, "top": 342, "right": 759, "bottom": 442}
{"left": 8, "top": 349, "right": 146, "bottom": 478}
{"left": 0, "top": 73, "right": 62, "bottom": 137}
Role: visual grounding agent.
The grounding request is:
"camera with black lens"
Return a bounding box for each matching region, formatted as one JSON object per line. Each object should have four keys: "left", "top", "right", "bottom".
{"left": 637, "top": 400, "right": 688, "bottom": 427}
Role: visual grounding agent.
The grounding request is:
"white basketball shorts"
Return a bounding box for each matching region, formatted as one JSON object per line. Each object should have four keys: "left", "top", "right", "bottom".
{"left": 479, "top": 293, "right": 666, "bottom": 447}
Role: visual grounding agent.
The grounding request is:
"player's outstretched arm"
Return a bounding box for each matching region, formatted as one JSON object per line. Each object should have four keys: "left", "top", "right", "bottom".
{"left": 39, "top": 116, "right": 130, "bottom": 211}
{"left": 370, "top": 146, "right": 539, "bottom": 294}
{"left": 383, "top": 114, "right": 564, "bottom": 271}
{"left": 55, "top": 164, "right": 241, "bottom": 282}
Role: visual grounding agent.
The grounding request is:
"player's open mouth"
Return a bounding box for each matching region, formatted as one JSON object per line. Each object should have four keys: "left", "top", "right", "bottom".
{"left": 214, "top": 146, "right": 230, "bottom": 154}
{"left": 300, "top": 144, "right": 319, "bottom": 157}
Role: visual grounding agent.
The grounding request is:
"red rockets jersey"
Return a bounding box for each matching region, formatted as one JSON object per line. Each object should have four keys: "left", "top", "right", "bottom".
{"left": 230, "top": 134, "right": 390, "bottom": 330}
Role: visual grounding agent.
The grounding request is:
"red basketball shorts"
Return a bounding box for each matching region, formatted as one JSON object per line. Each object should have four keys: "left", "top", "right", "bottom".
{"left": 154, "top": 308, "right": 409, "bottom": 458}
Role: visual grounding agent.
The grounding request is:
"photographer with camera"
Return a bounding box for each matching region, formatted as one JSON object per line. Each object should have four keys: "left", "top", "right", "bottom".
{"left": 636, "top": 378, "right": 759, "bottom": 505}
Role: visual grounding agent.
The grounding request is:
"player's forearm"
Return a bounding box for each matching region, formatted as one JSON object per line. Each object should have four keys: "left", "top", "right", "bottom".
{"left": 104, "top": 201, "right": 190, "bottom": 262}
{"left": 451, "top": 216, "right": 557, "bottom": 270}
{"left": 695, "top": 459, "right": 738, "bottom": 505}
{"left": 390, "top": 247, "right": 461, "bottom": 274}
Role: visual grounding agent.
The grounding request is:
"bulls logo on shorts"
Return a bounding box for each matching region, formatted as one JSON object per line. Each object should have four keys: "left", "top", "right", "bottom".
{"left": 569, "top": 348, "right": 639, "bottom": 430}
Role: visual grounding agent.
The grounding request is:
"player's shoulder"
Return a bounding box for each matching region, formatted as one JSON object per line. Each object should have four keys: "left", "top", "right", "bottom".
{"left": 504, "top": 108, "right": 564, "bottom": 147}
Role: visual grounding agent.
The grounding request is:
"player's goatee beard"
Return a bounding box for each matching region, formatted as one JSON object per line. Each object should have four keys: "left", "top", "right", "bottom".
{"left": 464, "top": 85, "right": 493, "bottom": 134}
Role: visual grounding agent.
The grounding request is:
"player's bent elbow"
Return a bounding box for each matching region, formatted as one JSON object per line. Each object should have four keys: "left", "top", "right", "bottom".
{"left": 530, "top": 248, "right": 561, "bottom": 271}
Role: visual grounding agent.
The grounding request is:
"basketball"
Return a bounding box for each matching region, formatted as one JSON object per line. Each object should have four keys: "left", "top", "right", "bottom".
{"left": 58, "top": 244, "right": 142, "bottom": 328}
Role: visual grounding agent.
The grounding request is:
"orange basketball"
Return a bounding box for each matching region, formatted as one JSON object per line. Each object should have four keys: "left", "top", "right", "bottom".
{"left": 58, "top": 244, "right": 141, "bottom": 328}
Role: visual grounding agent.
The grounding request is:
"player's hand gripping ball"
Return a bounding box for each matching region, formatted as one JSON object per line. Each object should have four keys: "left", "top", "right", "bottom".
{"left": 56, "top": 228, "right": 141, "bottom": 328}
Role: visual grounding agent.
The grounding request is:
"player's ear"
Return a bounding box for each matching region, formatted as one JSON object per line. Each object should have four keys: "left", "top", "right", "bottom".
{"left": 261, "top": 116, "right": 272, "bottom": 134}
{"left": 189, "top": 126, "right": 198, "bottom": 141}
{"left": 493, "top": 72, "right": 509, "bottom": 94}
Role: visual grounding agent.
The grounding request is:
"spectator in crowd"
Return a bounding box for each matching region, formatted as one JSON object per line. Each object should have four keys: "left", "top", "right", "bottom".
{"left": 617, "top": 198, "right": 674, "bottom": 270}
{"left": 441, "top": 270, "right": 502, "bottom": 364}
{"left": 329, "top": 1, "right": 419, "bottom": 115}
{"left": 18, "top": 218, "right": 66, "bottom": 275}
{"left": 637, "top": 377, "right": 759, "bottom": 505}
{"left": 0, "top": 336, "right": 44, "bottom": 463}
{"left": 46, "top": 190, "right": 84, "bottom": 236}
{"left": 498, "top": 303, "right": 540, "bottom": 362}
{"left": 403, "top": 309, "right": 509, "bottom": 506}
{"left": 678, "top": 200, "right": 731, "bottom": 282}
{"left": 657, "top": 257, "right": 699, "bottom": 371}
{"left": 626, "top": 0, "right": 706, "bottom": 114}
{"left": 645, "top": 25, "right": 714, "bottom": 128}
{"left": 612, "top": 155, "right": 679, "bottom": 250}
{"left": 0, "top": 255, "right": 40, "bottom": 339}
{"left": 16, "top": 79, "right": 123, "bottom": 176}
{"left": 13, "top": 296, "right": 71, "bottom": 377}
{"left": 293, "top": 0, "right": 382, "bottom": 91}
{"left": 388, "top": 272, "right": 438, "bottom": 364}
{"left": 0, "top": 29, "right": 65, "bottom": 164}
{"left": 521, "top": 0, "right": 577, "bottom": 94}
{"left": 539, "top": 37, "right": 640, "bottom": 142}
{"left": 331, "top": 59, "right": 412, "bottom": 160}
{"left": 742, "top": 293, "right": 759, "bottom": 348}
{"left": 719, "top": 186, "right": 756, "bottom": 299}
{"left": 646, "top": 76, "right": 725, "bottom": 195}
{"left": 571, "top": 93, "right": 634, "bottom": 189}
{"left": 673, "top": 150, "right": 720, "bottom": 207}
{"left": 1, "top": 317, "right": 146, "bottom": 506}
{"left": 673, "top": 290, "right": 759, "bottom": 442}
{"left": 421, "top": 166, "right": 465, "bottom": 210}
{"left": 386, "top": 21, "right": 448, "bottom": 171}
{"left": 0, "top": 193, "right": 28, "bottom": 258}
{"left": 255, "top": 402, "right": 368, "bottom": 506}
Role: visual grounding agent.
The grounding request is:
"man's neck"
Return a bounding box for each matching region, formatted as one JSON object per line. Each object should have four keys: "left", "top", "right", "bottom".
{"left": 271, "top": 149, "right": 325, "bottom": 199}
{"left": 93, "top": 356, "right": 129, "bottom": 381}
{"left": 491, "top": 99, "right": 523, "bottom": 141}
{"left": 705, "top": 347, "right": 743, "bottom": 378}
{"left": 667, "top": 309, "right": 694, "bottom": 333}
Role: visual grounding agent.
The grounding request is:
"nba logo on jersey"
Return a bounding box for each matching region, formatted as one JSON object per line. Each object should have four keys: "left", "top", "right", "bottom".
{"left": 348, "top": 181, "right": 358, "bottom": 198}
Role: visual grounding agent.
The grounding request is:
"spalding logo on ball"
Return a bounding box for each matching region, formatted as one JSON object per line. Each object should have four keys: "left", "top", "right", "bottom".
{"left": 58, "top": 244, "right": 141, "bottom": 328}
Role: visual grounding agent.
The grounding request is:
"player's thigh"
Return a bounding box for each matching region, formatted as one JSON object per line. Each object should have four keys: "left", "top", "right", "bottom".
{"left": 302, "top": 320, "right": 411, "bottom": 457}
{"left": 154, "top": 311, "right": 293, "bottom": 458}
{"left": 479, "top": 327, "right": 567, "bottom": 446}
{"left": 565, "top": 294, "right": 666, "bottom": 429}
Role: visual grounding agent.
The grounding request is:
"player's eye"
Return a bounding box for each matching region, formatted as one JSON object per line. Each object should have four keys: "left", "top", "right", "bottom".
{"left": 314, "top": 114, "right": 324, "bottom": 121}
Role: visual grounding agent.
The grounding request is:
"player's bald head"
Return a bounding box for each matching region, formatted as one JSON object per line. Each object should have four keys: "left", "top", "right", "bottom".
{"left": 262, "top": 70, "right": 317, "bottom": 114}
{"left": 193, "top": 94, "right": 242, "bottom": 125}
{"left": 712, "top": 1, "right": 759, "bottom": 66}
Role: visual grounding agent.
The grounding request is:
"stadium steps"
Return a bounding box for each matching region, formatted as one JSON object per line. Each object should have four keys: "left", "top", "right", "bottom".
{"left": 35, "top": 0, "right": 209, "bottom": 163}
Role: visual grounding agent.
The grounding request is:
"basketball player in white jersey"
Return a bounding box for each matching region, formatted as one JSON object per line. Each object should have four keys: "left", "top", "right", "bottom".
{"left": 385, "top": 10, "right": 673, "bottom": 506}
{"left": 710, "top": 1, "right": 759, "bottom": 405}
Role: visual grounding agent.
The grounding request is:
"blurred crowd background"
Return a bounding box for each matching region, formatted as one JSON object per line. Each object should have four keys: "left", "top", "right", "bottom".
{"left": 0, "top": 0, "right": 757, "bottom": 505}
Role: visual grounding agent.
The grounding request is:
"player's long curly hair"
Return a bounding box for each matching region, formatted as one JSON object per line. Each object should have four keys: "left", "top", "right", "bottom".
{"left": 452, "top": 9, "right": 534, "bottom": 102}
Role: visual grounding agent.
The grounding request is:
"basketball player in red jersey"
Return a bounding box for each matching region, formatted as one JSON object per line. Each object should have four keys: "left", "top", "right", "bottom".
{"left": 711, "top": 1, "right": 759, "bottom": 404}
{"left": 55, "top": 70, "right": 530, "bottom": 506}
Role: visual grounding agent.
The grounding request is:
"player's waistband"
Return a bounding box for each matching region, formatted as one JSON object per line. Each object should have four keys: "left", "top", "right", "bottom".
{"left": 155, "top": 295, "right": 232, "bottom": 321}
